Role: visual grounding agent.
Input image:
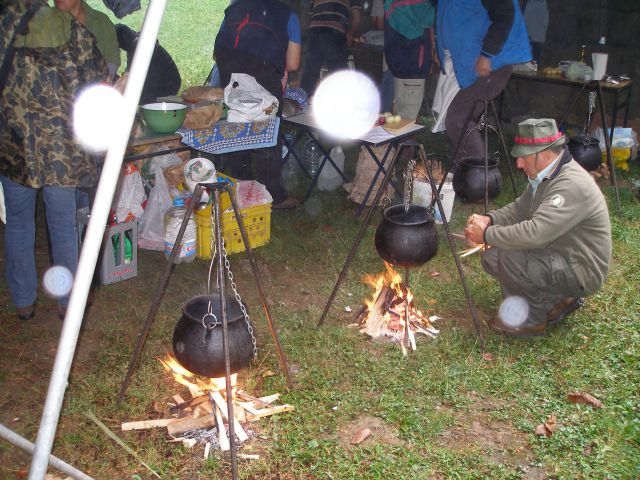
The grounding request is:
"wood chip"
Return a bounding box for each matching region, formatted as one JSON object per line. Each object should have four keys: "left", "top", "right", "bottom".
{"left": 567, "top": 392, "right": 604, "bottom": 409}
{"left": 167, "top": 414, "right": 215, "bottom": 437}
{"left": 350, "top": 428, "right": 372, "bottom": 445}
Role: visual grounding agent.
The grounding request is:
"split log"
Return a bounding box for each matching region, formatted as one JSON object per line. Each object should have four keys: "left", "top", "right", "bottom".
{"left": 166, "top": 414, "right": 216, "bottom": 437}
{"left": 236, "top": 391, "right": 279, "bottom": 408}
{"left": 245, "top": 404, "right": 295, "bottom": 421}
{"left": 209, "top": 391, "right": 249, "bottom": 442}
{"left": 169, "top": 394, "right": 209, "bottom": 414}
{"left": 214, "top": 406, "right": 230, "bottom": 451}
{"left": 365, "top": 286, "right": 391, "bottom": 337}
{"left": 121, "top": 419, "right": 177, "bottom": 431}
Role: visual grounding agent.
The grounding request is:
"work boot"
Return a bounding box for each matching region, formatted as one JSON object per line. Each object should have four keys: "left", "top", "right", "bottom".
{"left": 16, "top": 304, "right": 36, "bottom": 321}
{"left": 547, "top": 297, "right": 585, "bottom": 326}
{"left": 488, "top": 315, "right": 546, "bottom": 338}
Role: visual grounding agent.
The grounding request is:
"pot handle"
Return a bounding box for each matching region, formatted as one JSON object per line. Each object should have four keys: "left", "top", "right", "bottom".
{"left": 201, "top": 313, "right": 218, "bottom": 330}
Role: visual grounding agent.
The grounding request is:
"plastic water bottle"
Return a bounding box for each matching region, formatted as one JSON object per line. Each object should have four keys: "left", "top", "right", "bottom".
{"left": 164, "top": 197, "right": 196, "bottom": 263}
{"left": 317, "top": 146, "right": 345, "bottom": 191}
{"left": 302, "top": 137, "right": 322, "bottom": 177}
{"left": 281, "top": 157, "right": 300, "bottom": 190}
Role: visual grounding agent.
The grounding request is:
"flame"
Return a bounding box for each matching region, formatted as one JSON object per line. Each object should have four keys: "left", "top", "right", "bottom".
{"left": 160, "top": 354, "right": 236, "bottom": 397}
{"left": 359, "top": 262, "right": 438, "bottom": 348}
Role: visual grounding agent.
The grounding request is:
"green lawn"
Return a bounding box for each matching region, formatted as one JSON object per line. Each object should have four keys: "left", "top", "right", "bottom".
{"left": 0, "top": 2, "right": 638, "bottom": 479}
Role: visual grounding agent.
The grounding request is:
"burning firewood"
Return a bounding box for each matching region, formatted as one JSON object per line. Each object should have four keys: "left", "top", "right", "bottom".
{"left": 356, "top": 263, "right": 440, "bottom": 351}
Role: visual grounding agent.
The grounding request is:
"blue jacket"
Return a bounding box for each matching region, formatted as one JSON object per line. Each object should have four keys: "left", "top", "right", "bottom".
{"left": 436, "top": 0, "right": 531, "bottom": 88}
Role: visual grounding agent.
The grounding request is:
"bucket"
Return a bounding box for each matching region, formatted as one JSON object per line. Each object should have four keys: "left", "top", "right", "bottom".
{"left": 412, "top": 179, "right": 455, "bottom": 224}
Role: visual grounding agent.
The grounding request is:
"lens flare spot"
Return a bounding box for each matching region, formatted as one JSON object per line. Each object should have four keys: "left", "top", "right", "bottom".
{"left": 43, "top": 265, "right": 74, "bottom": 299}
{"left": 499, "top": 296, "right": 530, "bottom": 327}
{"left": 312, "top": 70, "right": 380, "bottom": 139}
{"left": 73, "top": 84, "right": 126, "bottom": 152}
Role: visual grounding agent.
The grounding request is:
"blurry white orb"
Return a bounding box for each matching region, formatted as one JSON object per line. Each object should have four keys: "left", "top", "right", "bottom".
{"left": 499, "top": 296, "right": 530, "bottom": 327}
{"left": 43, "top": 266, "right": 74, "bottom": 299}
{"left": 312, "top": 70, "right": 380, "bottom": 139}
{"left": 73, "top": 84, "right": 126, "bottom": 152}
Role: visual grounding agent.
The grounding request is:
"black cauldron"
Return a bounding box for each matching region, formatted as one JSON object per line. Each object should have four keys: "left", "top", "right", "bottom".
{"left": 172, "top": 294, "right": 254, "bottom": 378}
{"left": 452, "top": 156, "right": 502, "bottom": 203}
{"left": 568, "top": 134, "right": 601, "bottom": 171}
{"left": 374, "top": 204, "right": 438, "bottom": 267}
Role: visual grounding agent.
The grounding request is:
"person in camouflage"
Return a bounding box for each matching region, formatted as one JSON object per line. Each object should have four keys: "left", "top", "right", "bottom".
{"left": 0, "top": 1, "right": 108, "bottom": 320}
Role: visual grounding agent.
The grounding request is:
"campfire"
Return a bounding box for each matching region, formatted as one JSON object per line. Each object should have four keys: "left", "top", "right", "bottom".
{"left": 351, "top": 263, "right": 440, "bottom": 354}
{"left": 121, "top": 354, "right": 294, "bottom": 459}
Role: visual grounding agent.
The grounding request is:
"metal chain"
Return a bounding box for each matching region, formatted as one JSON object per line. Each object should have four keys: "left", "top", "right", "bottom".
{"left": 403, "top": 158, "right": 416, "bottom": 212}
{"left": 205, "top": 195, "right": 257, "bottom": 358}
{"left": 478, "top": 112, "right": 486, "bottom": 131}
{"left": 586, "top": 91, "right": 597, "bottom": 130}
{"left": 222, "top": 241, "right": 258, "bottom": 359}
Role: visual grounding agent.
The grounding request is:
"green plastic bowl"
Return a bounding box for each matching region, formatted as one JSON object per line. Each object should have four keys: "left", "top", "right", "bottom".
{"left": 141, "top": 102, "right": 187, "bottom": 134}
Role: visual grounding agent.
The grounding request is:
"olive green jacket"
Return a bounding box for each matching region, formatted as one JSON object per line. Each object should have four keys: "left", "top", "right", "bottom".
{"left": 484, "top": 150, "right": 612, "bottom": 295}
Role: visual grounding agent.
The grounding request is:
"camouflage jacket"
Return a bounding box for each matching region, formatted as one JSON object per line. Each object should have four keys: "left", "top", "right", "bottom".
{"left": 0, "top": 1, "right": 108, "bottom": 188}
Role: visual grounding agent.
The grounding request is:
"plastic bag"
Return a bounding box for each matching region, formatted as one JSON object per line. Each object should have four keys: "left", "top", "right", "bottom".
{"left": 594, "top": 126, "right": 638, "bottom": 170}
{"left": 235, "top": 180, "right": 273, "bottom": 209}
{"left": 138, "top": 165, "right": 173, "bottom": 250}
{"left": 113, "top": 164, "right": 146, "bottom": 223}
{"left": 224, "top": 73, "right": 278, "bottom": 122}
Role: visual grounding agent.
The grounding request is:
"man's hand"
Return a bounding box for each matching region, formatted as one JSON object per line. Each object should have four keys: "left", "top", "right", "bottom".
{"left": 475, "top": 56, "right": 492, "bottom": 77}
{"left": 464, "top": 214, "right": 490, "bottom": 245}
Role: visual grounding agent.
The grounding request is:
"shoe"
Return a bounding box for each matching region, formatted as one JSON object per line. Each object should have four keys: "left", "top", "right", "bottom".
{"left": 16, "top": 304, "right": 35, "bottom": 321}
{"left": 272, "top": 197, "right": 299, "bottom": 211}
{"left": 547, "top": 297, "right": 585, "bottom": 326}
{"left": 488, "top": 315, "right": 546, "bottom": 338}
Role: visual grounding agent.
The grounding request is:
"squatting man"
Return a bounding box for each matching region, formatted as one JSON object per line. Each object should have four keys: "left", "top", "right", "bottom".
{"left": 464, "top": 118, "right": 612, "bottom": 338}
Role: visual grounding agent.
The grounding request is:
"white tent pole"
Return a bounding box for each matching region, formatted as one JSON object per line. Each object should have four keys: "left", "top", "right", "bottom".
{"left": 28, "top": 1, "right": 169, "bottom": 478}
{"left": 0, "top": 423, "right": 94, "bottom": 480}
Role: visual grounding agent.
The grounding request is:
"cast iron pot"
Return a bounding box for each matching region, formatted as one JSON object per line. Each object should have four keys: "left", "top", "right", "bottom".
{"left": 374, "top": 204, "right": 438, "bottom": 267}
{"left": 568, "top": 134, "right": 601, "bottom": 171}
{"left": 172, "top": 294, "right": 254, "bottom": 378}
{"left": 452, "top": 156, "right": 502, "bottom": 203}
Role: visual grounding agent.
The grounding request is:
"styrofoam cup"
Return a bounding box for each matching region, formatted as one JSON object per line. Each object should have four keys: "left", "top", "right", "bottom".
{"left": 592, "top": 53, "right": 608, "bottom": 81}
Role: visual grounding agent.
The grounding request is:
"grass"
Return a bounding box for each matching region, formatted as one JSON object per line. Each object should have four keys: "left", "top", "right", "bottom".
{"left": 0, "top": 2, "right": 639, "bottom": 479}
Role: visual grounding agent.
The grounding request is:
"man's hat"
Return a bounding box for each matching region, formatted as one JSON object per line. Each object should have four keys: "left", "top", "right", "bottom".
{"left": 511, "top": 118, "right": 566, "bottom": 157}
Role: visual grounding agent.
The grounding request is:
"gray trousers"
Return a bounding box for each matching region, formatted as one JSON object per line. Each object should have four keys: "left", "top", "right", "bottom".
{"left": 481, "top": 247, "right": 585, "bottom": 326}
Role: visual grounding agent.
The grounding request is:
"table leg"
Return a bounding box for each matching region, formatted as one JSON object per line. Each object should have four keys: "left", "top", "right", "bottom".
{"left": 596, "top": 82, "right": 621, "bottom": 212}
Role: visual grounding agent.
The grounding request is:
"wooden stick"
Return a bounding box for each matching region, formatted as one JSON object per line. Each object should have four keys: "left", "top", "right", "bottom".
{"left": 121, "top": 419, "right": 177, "bottom": 431}
{"left": 365, "top": 286, "right": 390, "bottom": 337}
{"left": 214, "top": 406, "right": 230, "bottom": 451}
{"left": 238, "top": 454, "right": 260, "bottom": 460}
{"left": 169, "top": 394, "right": 209, "bottom": 413}
{"left": 209, "top": 391, "right": 249, "bottom": 443}
{"left": 236, "top": 391, "right": 279, "bottom": 408}
{"left": 167, "top": 414, "right": 216, "bottom": 437}
{"left": 204, "top": 442, "right": 211, "bottom": 460}
{"left": 245, "top": 404, "right": 295, "bottom": 421}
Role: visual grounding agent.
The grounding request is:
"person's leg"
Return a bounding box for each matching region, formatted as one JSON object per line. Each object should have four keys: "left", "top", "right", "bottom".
{"left": 254, "top": 146, "right": 288, "bottom": 205}
{"left": 0, "top": 176, "right": 38, "bottom": 310}
{"left": 43, "top": 185, "right": 79, "bottom": 308}
{"left": 445, "top": 66, "right": 512, "bottom": 167}
{"left": 482, "top": 247, "right": 583, "bottom": 328}
{"left": 394, "top": 77, "right": 425, "bottom": 121}
{"left": 323, "top": 32, "right": 348, "bottom": 74}
{"left": 380, "top": 68, "right": 395, "bottom": 113}
{"left": 300, "top": 30, "right": 326, "bottom": 96}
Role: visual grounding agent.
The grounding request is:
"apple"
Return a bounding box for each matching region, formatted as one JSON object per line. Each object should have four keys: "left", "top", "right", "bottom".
{"left": 378, "top": 115, "right": 386, "bottom": 125}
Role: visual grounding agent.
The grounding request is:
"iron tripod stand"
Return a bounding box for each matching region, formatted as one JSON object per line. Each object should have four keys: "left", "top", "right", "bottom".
{"left": 117, "top": 182, "right": 293, "bottom": 480}
{"left": 318, "top": 142, "right": 485, "bottom": 350}
{"left": 439, "top": 99, "right": 519, "bottom": 215}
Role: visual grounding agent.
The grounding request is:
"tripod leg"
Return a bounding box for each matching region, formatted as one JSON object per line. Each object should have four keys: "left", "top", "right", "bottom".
{"left": 489, "top": 100, "right": 518, "bottom": 195}
{"left": 212, "top": 189, "right": 239, "bottom": 480}
{"left": 117, "top": 185, "right": 201, "bottom": 403}
{"left": 225, "top": 186, "right": 294, "bottom": 389}
{"left": 419, "top": 145, "right": 485, "bottom": 349}
{"left": 318, "top": 145, "right": 405, "bottom": 326}
{"left": 484, "top": 101, "right": 489, "bottom": 214}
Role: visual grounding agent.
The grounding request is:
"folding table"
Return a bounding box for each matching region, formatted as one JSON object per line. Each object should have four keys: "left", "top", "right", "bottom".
{"left": 282, "top": 111, "right": 427, "bottom": 216}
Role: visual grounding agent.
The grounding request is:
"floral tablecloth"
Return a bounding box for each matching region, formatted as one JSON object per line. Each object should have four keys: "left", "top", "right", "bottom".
{"left": 179, "top": 117, "right": 280, "bottom": 155}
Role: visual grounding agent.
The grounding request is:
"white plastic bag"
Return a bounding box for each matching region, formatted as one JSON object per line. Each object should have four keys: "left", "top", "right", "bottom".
{"left": 224, "top": 73, "right": 278, "bottom": 122}
{"left": 138, "top": 165, "right": 172, "bottom": 251}
{"left": 113, "top": 164, "right": 146, "bottom": 223}
{"left": 235, "top": 180, "right": 273, "bottom": 210}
